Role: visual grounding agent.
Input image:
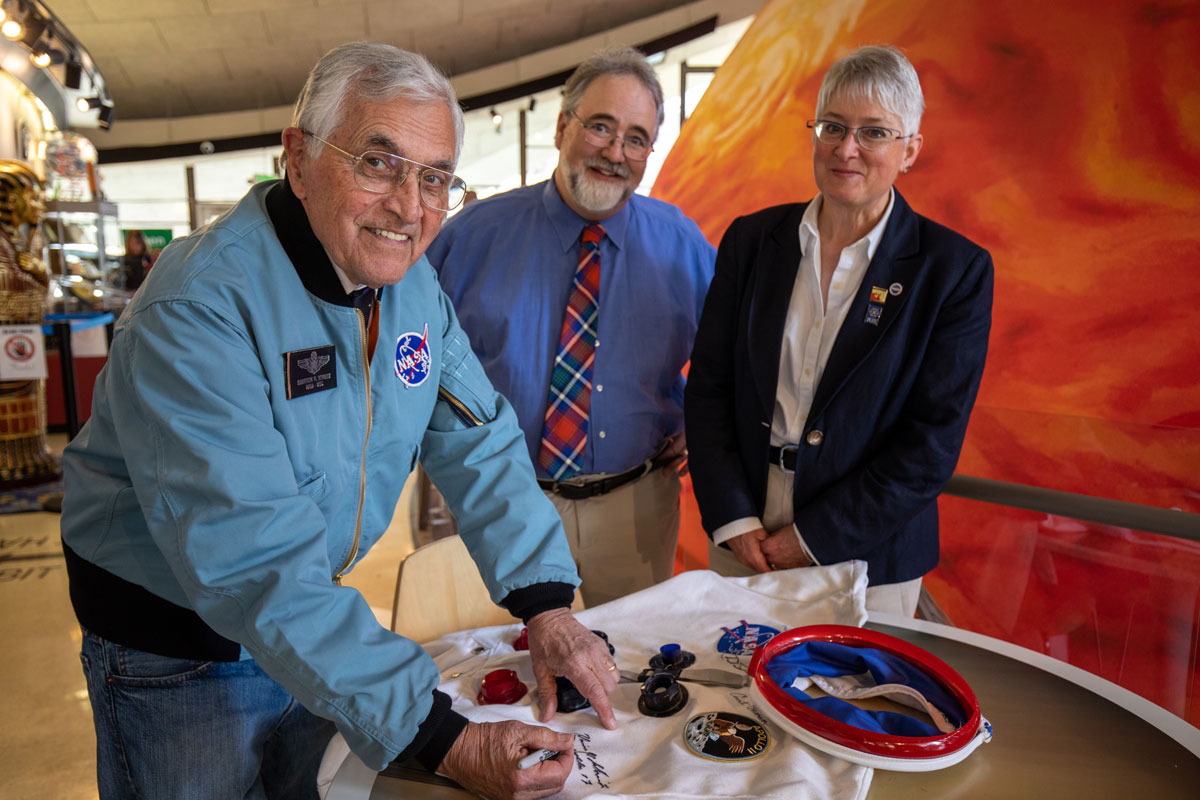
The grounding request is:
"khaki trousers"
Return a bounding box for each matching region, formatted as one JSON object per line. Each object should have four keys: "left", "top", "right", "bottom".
{"left": 545, "top": 467, "right": 681, "bottom": 608}
{"left": 707, "top": 464, "right": 921, "bottom": 617}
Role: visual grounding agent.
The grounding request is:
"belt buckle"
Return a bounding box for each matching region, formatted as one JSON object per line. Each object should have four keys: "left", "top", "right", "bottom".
{"left": 557, "top": 476, "right": 602, "bottom": 500}
{"left": 559, "top": 482, "right": 592, "bottom": 500}
{"left": 776, "top": 445, "right": 798, "bottom": 472}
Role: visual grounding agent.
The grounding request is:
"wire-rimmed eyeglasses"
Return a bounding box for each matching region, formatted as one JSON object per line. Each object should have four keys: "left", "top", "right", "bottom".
{"left": 302, "top": 130, "right": 468, "bottom": 211}
{"left": 807, "top": 119, "right": 912, "bottom": 151}
{"left": 566, "top": 111, "right": 654, "bottom": 161}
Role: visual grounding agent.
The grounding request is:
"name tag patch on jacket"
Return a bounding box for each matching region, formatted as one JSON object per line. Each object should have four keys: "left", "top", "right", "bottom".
{"left": 394, "top": 323, "right": 432, "bottom": 387}
{"left": 284, "top": 345, "right": 337, "bottom": 399}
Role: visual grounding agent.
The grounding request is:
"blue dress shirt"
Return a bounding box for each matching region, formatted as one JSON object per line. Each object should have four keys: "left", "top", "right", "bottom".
{"left": 427, "top": 178, "right": 716, "bottom": 479}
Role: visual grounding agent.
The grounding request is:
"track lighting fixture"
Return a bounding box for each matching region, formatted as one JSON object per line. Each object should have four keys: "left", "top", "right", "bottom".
{"left": 43, "top": 46, "right": 65, "bottom": 66}
{"left": 8, "top": 2, "right": 113, "bottom": 129}
{"left": 19, "top": 10, "right": 42, "bottom": 47}
{"left": 64, "top": 56, "right": 82, "bottom": 89}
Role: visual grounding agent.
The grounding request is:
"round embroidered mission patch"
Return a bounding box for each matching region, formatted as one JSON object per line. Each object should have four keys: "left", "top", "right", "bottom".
{"left": 683, "top": 711, "right": 771, "bottom": 762}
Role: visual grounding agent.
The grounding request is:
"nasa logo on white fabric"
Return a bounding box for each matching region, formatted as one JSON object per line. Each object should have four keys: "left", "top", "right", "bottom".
{"left": 716, "top": 621, "right": 779, "bottom": 656}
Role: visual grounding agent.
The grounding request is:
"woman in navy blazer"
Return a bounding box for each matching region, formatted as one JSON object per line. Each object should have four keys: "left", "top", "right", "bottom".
{"left": 685, "top": 46, "right": 992, "bottom": 615}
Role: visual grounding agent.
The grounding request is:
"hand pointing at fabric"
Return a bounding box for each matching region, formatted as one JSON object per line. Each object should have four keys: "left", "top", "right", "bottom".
{"left": 526, "top": 607, "right": 619, "bottom": 729}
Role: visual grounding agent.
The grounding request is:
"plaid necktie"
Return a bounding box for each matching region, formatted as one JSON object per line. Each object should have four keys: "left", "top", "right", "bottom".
{"left": 538, "top": 224, "right": 604, "bottom": 479}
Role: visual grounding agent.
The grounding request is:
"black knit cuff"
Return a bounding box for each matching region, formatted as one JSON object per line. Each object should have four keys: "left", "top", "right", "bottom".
{"left": 500, "top": 581, "right": 576, "bottom": 623}
{"left": 395, "top": 689, "right": 469, "bottom": 772}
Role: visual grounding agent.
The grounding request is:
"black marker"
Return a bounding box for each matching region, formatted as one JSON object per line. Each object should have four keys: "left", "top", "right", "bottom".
{"left": 518, "top": 749, "right": 558, "bottom": 769}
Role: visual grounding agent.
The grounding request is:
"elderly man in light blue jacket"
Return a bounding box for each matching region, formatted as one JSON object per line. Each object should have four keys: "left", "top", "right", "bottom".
{"left": 61, "top": 42, "right": 616, "bottom": 800}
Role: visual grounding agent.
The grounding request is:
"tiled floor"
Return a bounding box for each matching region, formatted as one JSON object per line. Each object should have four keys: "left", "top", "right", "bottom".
{"left": 0, "top": 434, "right": 419, "bottom": 799}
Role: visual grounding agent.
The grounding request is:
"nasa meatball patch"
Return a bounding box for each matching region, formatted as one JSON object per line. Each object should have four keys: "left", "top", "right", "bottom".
{"left": 394, "top": 324, "right": 432, "bottom": 387}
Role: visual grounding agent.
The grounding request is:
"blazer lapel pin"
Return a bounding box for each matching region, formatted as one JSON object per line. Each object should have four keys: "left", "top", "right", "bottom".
{"left": 865, "top": 286, "right": 887, "bottom": 326}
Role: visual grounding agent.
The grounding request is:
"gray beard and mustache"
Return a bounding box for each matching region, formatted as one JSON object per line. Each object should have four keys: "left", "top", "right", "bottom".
{"left": 565, "top": 157, "right": 636, "bottom": 214}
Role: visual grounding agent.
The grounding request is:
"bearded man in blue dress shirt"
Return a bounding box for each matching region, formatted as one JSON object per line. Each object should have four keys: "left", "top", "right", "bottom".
{"left": 428, "top": 46, "right": 716, "bottom": 607}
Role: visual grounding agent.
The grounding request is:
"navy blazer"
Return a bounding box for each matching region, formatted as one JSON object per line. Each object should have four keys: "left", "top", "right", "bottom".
{"left": 685, "top": 191, "right": 993, "bottom": 585}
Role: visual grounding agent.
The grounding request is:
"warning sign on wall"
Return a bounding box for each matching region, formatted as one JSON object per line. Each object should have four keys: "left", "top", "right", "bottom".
{"left": 0, "top": 326, "right": 47, "bottom": 380}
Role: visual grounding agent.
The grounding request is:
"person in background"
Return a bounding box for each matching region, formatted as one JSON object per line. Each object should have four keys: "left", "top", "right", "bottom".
{"left": 121, "top": 229, "right": 151, "bottom": 290}
{"left": 60, "top": 42, "right": 617, "bottom": 800}
{"left": 427, "top": 46, "right": 715, "bottom": 607}
{"left": 686, "top": 45, "right": 992, "bottom": 616}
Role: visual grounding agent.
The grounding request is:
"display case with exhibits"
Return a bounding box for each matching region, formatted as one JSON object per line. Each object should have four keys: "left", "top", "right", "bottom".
{"left": 41, "top": 199, "right": 130, "bottom": 313}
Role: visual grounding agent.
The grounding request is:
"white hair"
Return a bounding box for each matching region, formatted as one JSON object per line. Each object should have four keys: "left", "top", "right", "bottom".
{"left": 816, "top": 45, "right": 925, "bottom": 135}
{"left": 291, "top": 41, "right": 465, "bottom": 160}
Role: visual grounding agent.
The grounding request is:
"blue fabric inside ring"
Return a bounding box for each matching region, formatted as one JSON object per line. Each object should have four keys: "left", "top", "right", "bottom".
{"left": 765, "top": 641, "right": 968, "bottom": 738}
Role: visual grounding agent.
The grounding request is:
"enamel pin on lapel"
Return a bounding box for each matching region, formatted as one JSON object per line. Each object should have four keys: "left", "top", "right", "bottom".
{"left": 865, "top": 286, "right": 886, "bottom": 326}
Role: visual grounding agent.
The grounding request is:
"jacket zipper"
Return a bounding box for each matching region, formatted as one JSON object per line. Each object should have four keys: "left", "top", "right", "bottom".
{"left": 438, "top": 386, "right": 484, "bottom": 427}
{"left": 334, "top": 306, "right": 373, "bottom": 584}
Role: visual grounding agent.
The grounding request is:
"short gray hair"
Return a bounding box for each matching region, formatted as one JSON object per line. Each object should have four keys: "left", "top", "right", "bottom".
{"left": 816, "top": 45, "right": 925, "bottom": 136}
{"left": 292, "top": 41, "right": 465, "bottom": 160}
{"left": 561, "top": 45, "right": 665, "bottom": 135}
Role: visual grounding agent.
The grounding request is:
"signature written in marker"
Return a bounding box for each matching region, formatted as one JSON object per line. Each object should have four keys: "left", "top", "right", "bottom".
{"left": 573, "top": 732, "right": 610, "bottom": 789}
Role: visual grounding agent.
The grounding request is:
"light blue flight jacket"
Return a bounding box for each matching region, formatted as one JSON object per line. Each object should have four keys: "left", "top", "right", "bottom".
{"left": 61, "top": 180, "right": 578, "bottom": 769}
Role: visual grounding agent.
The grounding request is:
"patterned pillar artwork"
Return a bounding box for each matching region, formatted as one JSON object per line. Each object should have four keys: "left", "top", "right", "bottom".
{"left": 0, "top": 161, "right": 59, "bottom": 488}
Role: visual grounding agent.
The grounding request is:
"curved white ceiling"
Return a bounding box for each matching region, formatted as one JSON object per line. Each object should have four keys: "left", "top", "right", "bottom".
{"left": 53, "top": 0, "right": 762, "bottom": 149}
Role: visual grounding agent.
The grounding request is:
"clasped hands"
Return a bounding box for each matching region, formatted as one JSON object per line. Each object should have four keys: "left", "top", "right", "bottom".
{"left": 727, "top": 525, "right": 813, "bottom": 573}
{"left": 438, "top": 607, "right": 618, "bottom": 800}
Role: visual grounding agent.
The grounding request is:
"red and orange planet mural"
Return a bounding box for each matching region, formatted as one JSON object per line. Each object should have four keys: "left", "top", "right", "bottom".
{"left": 655, "top": 0, "right": 1200, "bottom": 722}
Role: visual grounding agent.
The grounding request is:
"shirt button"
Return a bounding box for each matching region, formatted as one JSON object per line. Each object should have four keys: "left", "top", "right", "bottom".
{"left": 594, "top": 340, "right": 600, "bottom": 348}
{"left": 814, "top": 321, "right": 821, "bottom": 329}
{"left": 597, "top": 384, "right": 603, "bottom": 392}
{"left": 599, "top": 431, "right": 606, "bottom": 439}
{"left": 806, "top": 429, "right": 824, "bottom": 446}
{"left": 804, "top": 368, "right": 812, "bottom": 376}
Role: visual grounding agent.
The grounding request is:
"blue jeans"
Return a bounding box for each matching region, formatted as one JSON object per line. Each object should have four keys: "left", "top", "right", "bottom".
{"left": 79, "top": 627, "right": 336, "bottom": 799}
